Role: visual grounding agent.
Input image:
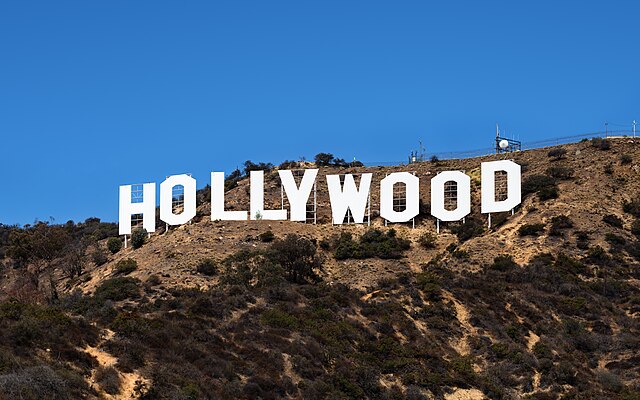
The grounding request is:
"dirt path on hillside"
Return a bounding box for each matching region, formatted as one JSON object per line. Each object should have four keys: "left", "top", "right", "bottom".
{"left": 84, "top": 329, "right": 150, "bottom": 399}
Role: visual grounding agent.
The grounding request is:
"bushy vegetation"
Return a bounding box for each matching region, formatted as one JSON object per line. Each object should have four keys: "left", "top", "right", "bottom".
{"left": 549, "top": 215, "right": 573, "bottom": 236}
{"left": 449, "top": 217, "right": 485, "bottom": 242}
{"left": 107, "top": 237, "right": 122, "bottom": 254}
{"left": 131, "top": 228, "right": 147, "bottom": 249}
{"left": 115, "top": 258, "right": 138, "bottom": 275}
{"left": 623, "top": 198, "right": 640, "bottom": 217}
{"left": 417, "top": 232, "right": 437, "bottom": 249}
{"left": 94, "top": 277, "right": 141, "bottom": 301}
{"left": 518, "top": 223, "right": 545, "bottom": 236}
{"left": 196, "top": 259, "right": 218, "bottom": 276}
{"left": 522, "top": 174, "right": 558, "bottom": 201}
{"left": 547, "top": 148, "right": 567, "bottom": 160}
{"left": 591, "top": 137, "right": 611, "bottom": 150}
{"left": 620, "top": 154, "right": 633, "bottom": 165}
{"left": 334, "top": 229, "right": 410, "bottom": 260}
{"left": 313, "top": 153, "right": 363, "bottom": 167}
{"left": 602, "top": 214, "right": 623, "bottom": 228}
{"left": 258, "top": 230, "right": 275, "bottom": 243}
{"left": 545, "top": 165, "right": 574, "bottom": 180}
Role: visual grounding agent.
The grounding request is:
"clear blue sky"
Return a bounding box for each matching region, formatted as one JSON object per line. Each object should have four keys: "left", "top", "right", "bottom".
{"left": 1, "top": 1, "right": 639, "bottom": 225}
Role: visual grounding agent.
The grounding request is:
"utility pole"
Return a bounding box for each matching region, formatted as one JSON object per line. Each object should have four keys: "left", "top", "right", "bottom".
{"left": 605, "top": 121, "right": 608, "bottom": 138}
{"left": 634, "top": 120, "right": 637, "bottom": 138}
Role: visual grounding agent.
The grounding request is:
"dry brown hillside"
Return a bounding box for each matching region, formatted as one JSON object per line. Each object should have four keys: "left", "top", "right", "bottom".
{"left": 1, "top": 137, "right": 639, "bottom": 400}
{"left": 81, "top": 137, "right": 640, "bottom": 295}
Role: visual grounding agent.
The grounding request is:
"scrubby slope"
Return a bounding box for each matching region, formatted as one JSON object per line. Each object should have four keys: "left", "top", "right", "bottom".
{"left": 1, "top": 137, "right": 640, "bottom": 399}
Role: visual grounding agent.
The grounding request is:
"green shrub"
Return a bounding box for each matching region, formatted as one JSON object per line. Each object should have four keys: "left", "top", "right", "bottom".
{"left": 549, "top": 215, "right": 573, "bottom": 236}
{"left": 268, "top": 234, "right": 323, "bottom": 283}
{"left": 416, "top": 271, "right": 441, "bottom": 301}
{"left": 196, "top": 259, "right": 218, "bottom": 276}
{"left": 449, "top": 218, "right": 485, "bottom": 242}
{"left": 623, "top": 198, "right": 640, "bottom": 217}
{"left": 260, "top": 309, "right": 299, "bottom": 329}
{"left": 258, "top": 230, "right": 275, "bottom": 243}
{"left": 334, "top": 229, "right": 410, "bottom": 260}
{"left": 575, "top": 230, "right": 590, "bottom": 250}
{"left": 518, "top": 223, "right": 545, "bottom": 236}
{"left": 115, "top": 258, "right": 137, "bottom": 275}
{"left": 605, "top": 233, "right": 626, "bottom": 246}
{"left": 107, "top": 237, "right": 122, "bottom": 254}
{"left": 587, "top": 245, "right": 610, "bottom": 265}
{"left": 545, "top": 165, "right": 574, "bottom": 180}
{"left": 131, "top": 228, "right": 147, "bottom": 249}
{"left": 604, "top": 162, "right": 614, "bottom": 175}
{"left": 491, "top": 254, "right": 518, "bottom": 271}
{"left": 547, "top": 148, "right": 567, "bottom": 160}
{"left": 602, "top": 214, "right": 623, "bottom": 228}
{"left": 591, "top": 137, "right": 611, "bottom": 150}
{"left": 538, "top": 186, "right": 559, "bottom": 200}
{"left": 95, "top": 277, "right": 140, "bottom": 301}
{"left": 620, "top": 154, "right": 633, "bottom": 165}
{"left": 522, "top": 175, "right": 556, "bottom": 195}
{"left": 631, "top": 220, "right": 640, "bottom": 236}
{"left": 417, "top": 232, "right": 437, "bottom": 249}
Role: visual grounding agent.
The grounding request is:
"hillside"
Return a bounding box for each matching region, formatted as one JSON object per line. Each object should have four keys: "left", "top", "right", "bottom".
{"left": 1, "top": 137, "right": 639, "bottom": 399}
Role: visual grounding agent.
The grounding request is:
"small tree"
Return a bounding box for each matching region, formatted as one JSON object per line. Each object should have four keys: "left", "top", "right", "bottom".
{"left": 107, "top": 237, "right": 122, "bottom": 254}
{"left": 267, "top": 234, "right": 322, "bottom": 283}
{"left": 131, "top": 228, "right": 147, "bottom": 249}
{"left": 314, "top": 153, "right": 335, "bottom": 166}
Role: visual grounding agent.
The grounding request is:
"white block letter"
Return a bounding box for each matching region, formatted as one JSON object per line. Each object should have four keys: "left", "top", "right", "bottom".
{"left": 160, "top": 174, "right": 197, "bottom": 226}
{"left": 380, "top": 172, "right": 419, "bottom": 223}
{"left": 211, "top": 172, "right": 248, "bottom": 221}
{"left": 327, "top": 173, "right": 372, "bottom": 224}
{"left": 431, "top": 171, "right": 470, "bottom": 221}
{"left": 279, "top": 169, "right": 318, "bottom": 221}
{"left": 481, "top": 160, "right": 522, "bottom": 213}
{"left": 119, "top": 183, "right": 156, "bottom": 235}
{"left": 250, "top": 170, "right": 287, "bottom": 220}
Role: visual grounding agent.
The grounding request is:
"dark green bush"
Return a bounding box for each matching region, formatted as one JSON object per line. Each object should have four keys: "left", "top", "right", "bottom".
{"left": 196, "top": 259, "right": 218, "bottom": 276}
{"left": 95, "top": 277, "right": 140, "bottom": 301}
{"left": 107, "top": 237, "right": 122, "bottom": 254}
{"left": 622, "top": 198, "right": 640, "bottom": 217}
{"left": 547, "top": 148, "right": 567, "bottom": 160}
{"left": 605, "top": 233, "right": 626, "bottom": 246}
{"left": 416, "top": 271, "right": 441, "bottom": 301}
{"left": 131, "top": 228, "right": 147, "bottom": 249}
{"left": 268, "top": 234, "right": 323, "bottom": 283}
{"left": 620, "top": 154, "right": 633, "bottom": 165}
{"left": 591, "top": 137, "right": 611, "bottom": 150}
{"left": 586, "top": 245, "right": 610, "bottom": 265}
{"left": 449, "top": 218, "right": 485, "bottom": 242}
{"left": 538, "top": 186, "right": 559, "bottom": 200}
{"left": 575, "top": 230, "right": 590, "bottom": 250}
{"left": 549, "top": 215, "right": 573, "bottom": 236}
{"left": 417, "top": 232, "right": 437, "bottom": 249}
{"left": 602, "top": 214, "right": 623, "bottom": 228}
{"left": 545, "top": 165, "right": 574, "bottom": 180}
{"left": 115, "top": 258, "right": 137, "bottom": 275}
{"left": 518, "top": 223, "right": 545, "bottom": 236}
{"left": 522, "top": 174, "right": 556, "bottom": 195}
{"left": 631, "top": 220, "right": 640, "bottom": 236}
{"left": 258, "top": 230, "right": 275, "bottom": 243}
{"left": 334, "top": 229, "right": 410, "bottom": 260}
{"left": 491, "top": 254, "right": 518, "bottom": 271}
{"left": 604, "top": 162, "right": 614, "bottom": 175}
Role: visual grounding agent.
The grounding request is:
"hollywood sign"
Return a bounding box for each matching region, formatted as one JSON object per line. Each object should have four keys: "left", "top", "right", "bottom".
{"left": 118, "top": 160, "right": 521, "bottom": 235}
